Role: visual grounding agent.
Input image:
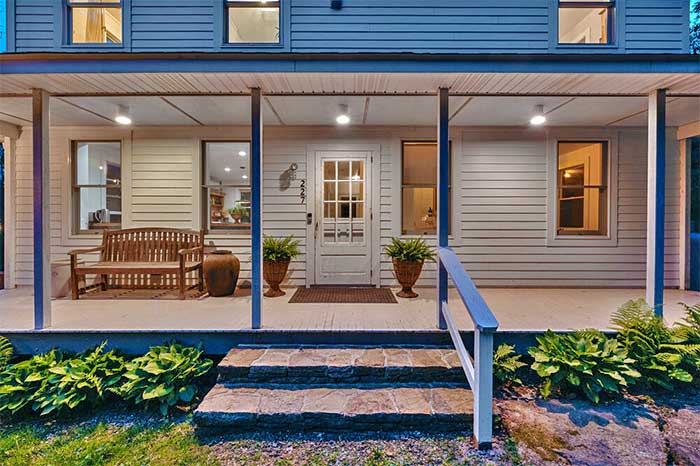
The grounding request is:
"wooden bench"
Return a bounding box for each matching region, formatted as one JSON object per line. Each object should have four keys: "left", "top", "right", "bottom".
{"left": 68, "top": 228, "right": 205, "bottom": 300}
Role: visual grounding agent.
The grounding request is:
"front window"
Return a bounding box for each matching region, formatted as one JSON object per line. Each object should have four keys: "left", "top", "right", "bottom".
{"left": 558, "top": 0, "right": 614, "bottom": 44}
{"left": 72, "top": 141, "right": 122, "bottom": 233}
{"left": 226, "top": 1, "right": 280, "bottom": 44}
{"left": 557, "top": 141, "right": 608, "bottom": 236}
{"left": 68, "top": 0, "right": 123, "bottom": 44}
{"left": 401, "top": 141, "right": 451, "bottom": 235}
{"left": 203, "top": 141, "right": 251, "bottom": 232}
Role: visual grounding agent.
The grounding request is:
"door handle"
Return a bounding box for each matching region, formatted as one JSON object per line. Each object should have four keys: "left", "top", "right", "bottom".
{"left": 314, "top": 221, "right": 319, "bottom": 239}
{"left": 307, "top": 212, "right": 313, "bottom": 225}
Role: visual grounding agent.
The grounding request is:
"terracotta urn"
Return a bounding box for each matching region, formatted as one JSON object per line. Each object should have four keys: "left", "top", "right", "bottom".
{"left": 392, "top": 258, "right": 424, "bottom": 298}
{"left": 203, "top": 250, "right": 240, "bottom": 297}
{"left": 263, "top": 259, "right": 290, "bottom": 297}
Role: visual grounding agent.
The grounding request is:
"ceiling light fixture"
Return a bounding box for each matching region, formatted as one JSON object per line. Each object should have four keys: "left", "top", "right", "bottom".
{"left": 530, "top": 105, "right": 546, "bottom": 126}
{"left": 336, "top": 104, "right": 350, "bottom": 125}
{"left": 114, "top": 105, "right": 132, "bottom": 125}
{"left": 242, "top": 174, "right": 248, "bottom": 179}
{"left": 238, "top": 150, "right": 247, "bottom": 157}
{"left": 224, "top": 167, "right": 232, "bottom": 172}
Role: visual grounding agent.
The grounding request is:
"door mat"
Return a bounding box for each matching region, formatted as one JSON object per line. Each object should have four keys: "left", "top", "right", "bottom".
{"left": 288, "top": 287, "right": 398, "bottom": 304}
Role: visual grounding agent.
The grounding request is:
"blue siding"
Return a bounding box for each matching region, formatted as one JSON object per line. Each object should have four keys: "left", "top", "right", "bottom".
{"left": 4, "top": 0, "right": 691, "bottom": 54}
{"left": 13, "top": 0, "right": 55, "bottom": 52}
{"left": 626, "top": 0, "right": 689, "bottom": 53}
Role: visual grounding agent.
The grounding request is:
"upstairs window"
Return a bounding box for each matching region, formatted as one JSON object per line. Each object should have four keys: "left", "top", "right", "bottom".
{"left": 72, "top": 141, "right": 122, "bottom": 233}
{"left": 557, "top": 142, "right": 608, "bottom": 236}
{"left": 558, "top": 1, "right": 614, "bottom": 44}
{"left": 68, "top": 0, "right": 123, "bottom": 44}
{"left": 226, "top": 1, "right": 280, "bottom": 44}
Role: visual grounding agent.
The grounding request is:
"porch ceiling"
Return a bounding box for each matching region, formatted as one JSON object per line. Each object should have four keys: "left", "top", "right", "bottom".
{"left": 0, "top": 72, "right": 698, "bottom": 97}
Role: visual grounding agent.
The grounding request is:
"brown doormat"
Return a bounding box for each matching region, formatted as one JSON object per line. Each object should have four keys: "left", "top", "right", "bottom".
{"left": 288, "top": 287, "right": 398, "bottom": 304}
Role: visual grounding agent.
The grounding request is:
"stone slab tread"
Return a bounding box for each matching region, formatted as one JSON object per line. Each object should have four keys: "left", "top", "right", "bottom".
{"left": 194, "top": 384, "right": 475, "bottom": 431}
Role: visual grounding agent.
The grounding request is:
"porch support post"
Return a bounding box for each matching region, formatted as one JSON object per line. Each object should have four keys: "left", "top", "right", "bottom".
{"left": 32, "top": 89, "right": 51, "bottom": 329}
{"left": 646, "top": 89, "right": 666, "bottom": 317}
{"left": 251, "top": 88, "right": 263, "bottom": 329}
{"left": 437, "top": 88, "right": 449, "bottom": 330}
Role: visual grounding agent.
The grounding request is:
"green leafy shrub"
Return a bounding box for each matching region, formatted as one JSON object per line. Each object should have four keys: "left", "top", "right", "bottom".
{"left": 0, "top": 343, "right": 124, "bottom": 416}
{"left": 262, "top": 236, "right": 301, "bottom": 262}
{"left": 118, "top": 343, "right": 213, "bottom": 415}
{"left": 384, "top": 237, "right": 436, "bottom": 262}
{"left": 611, "top": 299, "right": 698, "bottom": 390}
{"left": 0, "top": 336, "right": 13, "bottom": 370}
{"left": 493, "top": 343, "right": 526, "bottom": 385}
{"left": 529, "top": 330, "right": 640, "bottom": 403}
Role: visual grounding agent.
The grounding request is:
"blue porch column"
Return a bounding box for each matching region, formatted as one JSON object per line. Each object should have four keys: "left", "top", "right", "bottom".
{"left": 251, "top": 88, "right": 263, "bottom": 329}
{"left": 437, "top": 88, "right": 449, "bottom": 329}
{"left": 32, "top": 89, "right": 51, "bottom": 329}
{"left": 646, "top": 89, "right": 666, "bottom": 317}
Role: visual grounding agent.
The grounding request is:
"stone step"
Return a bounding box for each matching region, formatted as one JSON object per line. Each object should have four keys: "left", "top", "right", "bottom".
{"left": 194, "top": 384, "right": 474, "bottom": 431}
{"left": 218, "top": 347, "right": 466, "bottom": 384}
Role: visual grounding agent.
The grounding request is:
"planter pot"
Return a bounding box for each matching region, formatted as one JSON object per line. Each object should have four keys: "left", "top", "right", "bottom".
{"left": 263, "top": 259, "right": 290, "bottom": 297}
{"left": 203, "top": 250, "right": 240, "bottom": 297}
{"left": 392, "top": 258, "right": 424, "bottom": 298}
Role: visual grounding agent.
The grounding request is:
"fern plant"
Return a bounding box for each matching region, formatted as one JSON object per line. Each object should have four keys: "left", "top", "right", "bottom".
{"left": 529, "top": 330, "right": 640, "bottom": 403}
{"left": 673, "top": 303, "right": 700, "bottom": 373}
{"left": 262, "top": 236, "right": 301, "bottom": 262}
{"left": 0, "top": 336, "right": 13, "bottom": 370}
{"left": 611, "top": 299, "right": 697, "bottom": 390}
{"left": 384, "top": 237, "right": 436, "bottom": 262}
{"left": 493, "top": 343, "right": 526, "bottom": 385}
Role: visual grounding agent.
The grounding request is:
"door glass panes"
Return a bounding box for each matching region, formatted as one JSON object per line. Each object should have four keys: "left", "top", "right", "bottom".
{"left": 321, "top": 159, "right": 366, "bottom": 244}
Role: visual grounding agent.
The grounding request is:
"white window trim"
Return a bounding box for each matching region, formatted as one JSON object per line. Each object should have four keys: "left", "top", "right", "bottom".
{"left": 546, "top": 128, "right": 619, "bottom": 247}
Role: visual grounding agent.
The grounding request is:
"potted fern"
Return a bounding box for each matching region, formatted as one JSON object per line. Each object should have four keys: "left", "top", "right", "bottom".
{"left": 263, "top": 236, "right": 300, "bottom": 297}
{"left": 385, "top": 237, "right": 435, "bottom": 298}
{"left": 227, "top": 202, "right": 246, "bottom": 224}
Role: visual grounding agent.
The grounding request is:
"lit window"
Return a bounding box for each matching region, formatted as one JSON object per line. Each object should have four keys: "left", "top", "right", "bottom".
{"left": 72, "top": 141, "right": 122, "bottom": 233}
{"left": 226, "top": 1, "right": 280, "bottom": 44}
{"left": 557, "top": 142, "right": 608, "bottom": 236}
{"left": 68, "top": 0, "right": 122, "bottom": 44}
{"left": 401, "top": 141, "right": 450, "bottom": 235}
{"left": 558, "top": 0, "right": 614, "bottom": 44}
{"left": 203, "top": 142, "right": 251, "bottom": 232}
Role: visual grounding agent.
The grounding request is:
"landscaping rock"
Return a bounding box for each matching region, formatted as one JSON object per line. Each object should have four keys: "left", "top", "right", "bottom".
{"left": 663, "top": 404, "right": 700, "bottom": 466}
{"left": 498, "top": 398, "right": 666, "bottom": 466}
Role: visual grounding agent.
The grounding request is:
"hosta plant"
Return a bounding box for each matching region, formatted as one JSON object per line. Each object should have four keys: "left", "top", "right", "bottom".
{"left": 384, "top": 237, "right": 436, "bottom": 263}
{"left": 32, "top": 342, "right": 125, "bottom": 416}
{"left": 0, "top": 336, "right": 13, "bottom": 370}
{"left": 493, "top": 343, "right": 526, "bottom": 385}
{"left": 611, "top": 299, "right": 698, "bottom": 390}
{"left": 118, "top": 342, "right": 213, "bottom": 415}
{"left": 529, "top": 330, "right": 640, "bottom": 403}
{"left": 0, "top": 349, "right": 65, "bottom": 415}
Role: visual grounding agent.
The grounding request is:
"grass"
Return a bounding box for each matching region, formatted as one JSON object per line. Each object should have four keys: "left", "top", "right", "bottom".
{"left": 0, "top": 421, "right": 218, "bottom": 466}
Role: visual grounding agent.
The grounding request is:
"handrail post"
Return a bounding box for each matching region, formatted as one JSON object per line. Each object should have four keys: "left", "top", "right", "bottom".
{"left": 436, "top": 88, "right": 449, "bottom": 330}
{"left": 473, "top": 328, "right": 494, "bottom": 450}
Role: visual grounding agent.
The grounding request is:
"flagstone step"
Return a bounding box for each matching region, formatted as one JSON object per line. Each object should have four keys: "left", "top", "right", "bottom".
{"left": 217, "top": 347, "right": 466, "bottom": 384}
{"left": 194, "top": 384, "right": 474, "bottom": 431}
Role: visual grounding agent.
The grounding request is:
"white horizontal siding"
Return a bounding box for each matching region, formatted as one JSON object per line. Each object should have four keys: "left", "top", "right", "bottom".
{"left": 10, "top": 125, "right": 681, "bottom": 290}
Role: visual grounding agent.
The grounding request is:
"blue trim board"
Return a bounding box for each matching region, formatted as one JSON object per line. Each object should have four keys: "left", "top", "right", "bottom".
{"left": 250, "top": 88, "right": 262, "bottom": 329}
{"left": 0, "top": 0, "right": 5, "bottom": 53}
{"left": 437, "top": 88, "right": 449, "bottom": 330}
{"left": 652, "top": 89, "right": 666, "bottom": 316}
{"left": 1, "top": 53, "right": 700, "bottom": 76}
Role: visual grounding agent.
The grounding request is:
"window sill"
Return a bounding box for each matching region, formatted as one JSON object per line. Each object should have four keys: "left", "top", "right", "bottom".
{"left": 61, "top": 43, "right": 125, "bottom": 49}
{"left": 555, "top": 44, "right": 619, "bottom": 50}
{"left": 220, "top": 43, "right": 284, "bottom": 49}
{"left": 546, "top": 234, "right": 618, "bottom": 248}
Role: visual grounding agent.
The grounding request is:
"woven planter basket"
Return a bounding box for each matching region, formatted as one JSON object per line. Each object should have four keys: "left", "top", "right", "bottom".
{"left": 263, "top": 259, "right": 290, "bottom": 297}
{"left": 392, "top": 258, "right": 424, "bottom": 298}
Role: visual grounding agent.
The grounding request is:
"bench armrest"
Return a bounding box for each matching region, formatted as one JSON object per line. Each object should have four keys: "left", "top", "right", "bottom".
{"left": 178, "top": 246, "right": 203, "bottom": 257}
{"left": 68, "top": 246, "right": 104, "bottom": 257}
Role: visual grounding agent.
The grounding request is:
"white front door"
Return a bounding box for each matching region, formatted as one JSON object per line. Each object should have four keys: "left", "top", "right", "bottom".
{"left": 315, "top": 152, "right": 372, "bottom": 285}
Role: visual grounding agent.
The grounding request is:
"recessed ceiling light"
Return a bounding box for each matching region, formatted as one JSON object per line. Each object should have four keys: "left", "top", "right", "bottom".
{"left": 238, "top": 150, "right": 247, "bottom": 157}
{"left": 114, "top": 104, "right": 132, "bottom": 125}
{"left": 336, "top": 104, "right": 350, "bottom": 125}
{"left": 99, "top": 165, "right": 104, "bottom": 171}
{"left": 530, "top": 104, "right": 546, "bottom": 126}
{"left": 224, "top": 167, "right": 231, "bottom": 172}
{"left": 242, "top": 174, "right": 248, "bottom": 179}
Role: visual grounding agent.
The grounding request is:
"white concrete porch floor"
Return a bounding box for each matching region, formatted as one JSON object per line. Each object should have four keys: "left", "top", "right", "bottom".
{"left": 1, "top": 286, "right": 699, "bottom": 332}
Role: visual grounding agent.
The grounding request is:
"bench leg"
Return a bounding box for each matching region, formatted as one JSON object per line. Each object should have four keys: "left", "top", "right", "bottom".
{"left": 71, "top": 272, "right": 80, "bottom": 300}
{"left": 198, "top": 266, "right": 204, "bottom": 292}
{"left": 101, "top": 275, "right": 108, "bottom": 291}
{"left": 178, "top": 270, "right": 186, "bottom": 300}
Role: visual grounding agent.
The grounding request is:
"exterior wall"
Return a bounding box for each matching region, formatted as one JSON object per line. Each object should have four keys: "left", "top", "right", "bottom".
{"left": 9, "top": 125, "right": 680, "bottom": 289}
{"left": 6, "top": 0, "right": 690, "bottom": 54}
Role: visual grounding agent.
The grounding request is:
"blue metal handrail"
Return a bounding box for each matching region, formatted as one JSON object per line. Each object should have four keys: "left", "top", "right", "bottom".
{"left": 437, "top": 246, "right": 499, "bottom": 450}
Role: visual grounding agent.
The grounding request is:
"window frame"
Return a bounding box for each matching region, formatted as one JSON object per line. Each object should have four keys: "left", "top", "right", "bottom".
{"left": 546, "top": 132, "right": 618, "bottom": 247}
{"left": 65, "top": 0, "right": 125, "bottom": 48}
{"left": 70, "top": 140, "right": 123, "bottom": 235}
{"left": 400, "top": 140, "right": 452, "bottom": 236}
{"left": 222, "top": 0, "right": 286, "bottom": 49}
{"left": 201, "top": 140, "right": 252, "bottom": 235}
{"left": 552, "top": 0, "right": 624, "bottom": 51}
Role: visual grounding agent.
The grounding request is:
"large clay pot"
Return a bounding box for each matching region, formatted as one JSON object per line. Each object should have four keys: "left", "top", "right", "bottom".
{"left": 263, "top": 259, "right": 290, "bottom": 297}
{"left": 203, "top": 250, "right": 240, "bottom": 297}
{"left": 392, "top": 258, "right": 424, "bottom": 298}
